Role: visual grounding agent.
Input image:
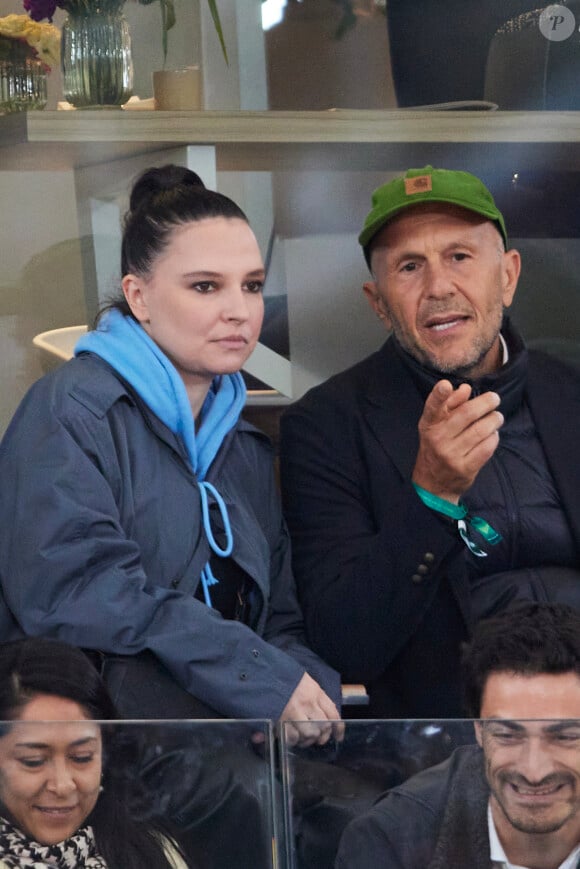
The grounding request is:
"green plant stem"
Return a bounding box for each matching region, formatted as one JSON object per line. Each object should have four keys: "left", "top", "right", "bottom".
{"left": 207, "top": 0, "right": 228, "bottom": 64}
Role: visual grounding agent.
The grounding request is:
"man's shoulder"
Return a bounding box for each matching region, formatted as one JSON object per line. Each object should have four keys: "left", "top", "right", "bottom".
{"left": 527, "top": 346, "right": 580, "bottom": 384}
{"left": 287, "top": 340, "right": 396, "bottom": 415}
{"left": 336, "top": 746, "right": 484, "bottom": 869}
{"left": 382, "top": 744, "right": 482, "bottom": 817}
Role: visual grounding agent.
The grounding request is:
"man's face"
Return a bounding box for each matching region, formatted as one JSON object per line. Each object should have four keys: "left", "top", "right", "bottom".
{"left": 476, "top": 672, "right": 580, "bottom": 843}
{"left": 364, "top": 204, "right": 521, "bottom": 379}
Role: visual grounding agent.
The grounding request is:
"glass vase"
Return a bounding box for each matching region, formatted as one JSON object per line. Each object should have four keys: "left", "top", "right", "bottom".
{"left": 61, "top": 9, "right": 133, "bottom": 109}
{"left": 0, "top": 38, "right": 48, "bottom": 113}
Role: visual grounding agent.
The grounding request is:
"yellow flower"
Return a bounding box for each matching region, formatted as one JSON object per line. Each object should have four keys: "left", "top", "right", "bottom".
{"left": 0, "top": 14, "right": 60, "bottom": 68}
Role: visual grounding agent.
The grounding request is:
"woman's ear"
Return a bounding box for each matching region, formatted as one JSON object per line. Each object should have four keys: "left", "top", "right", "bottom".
{"left": 121, "top": 274, "right": 149, "bottom": 324}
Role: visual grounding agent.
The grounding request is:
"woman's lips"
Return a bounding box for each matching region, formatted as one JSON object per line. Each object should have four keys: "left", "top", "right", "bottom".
{"left": 35, "top": 805, "right": 77, "bottom": 815}
{"left": 214, "top": 335, "right": 249, "bottom": 349}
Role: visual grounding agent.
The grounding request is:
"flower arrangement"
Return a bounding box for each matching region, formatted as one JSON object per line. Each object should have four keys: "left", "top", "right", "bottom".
{"left": 0, "top": 13, "right": 60, "bottom": 68}
{"left": 23, "top": 0, "right": 228, "bottom": 63}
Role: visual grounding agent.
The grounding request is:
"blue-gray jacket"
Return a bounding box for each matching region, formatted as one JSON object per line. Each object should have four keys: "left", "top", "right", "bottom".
{"left": 0, "top": 354, "right": 340, "bottom": 719}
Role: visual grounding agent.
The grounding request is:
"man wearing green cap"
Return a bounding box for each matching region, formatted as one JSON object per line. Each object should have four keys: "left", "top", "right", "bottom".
{"left": 280, "top": 166, "right": 580, "bottom": 718}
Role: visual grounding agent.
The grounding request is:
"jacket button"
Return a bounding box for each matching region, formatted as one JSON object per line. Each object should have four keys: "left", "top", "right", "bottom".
{"left": 411, "top": 574, "right": 423, "bottom": 584}
{"left": 171, "top": 579, "right": 179, "bottom": 588}
{"left": 252, "top": 649, "right": 260, "bottom": 658}
{"left": 417, "top": 564, "right": 429, "bottom": 575}
{"left": 240, "top": 672, "right": 248, "bottom": 680}
{"left": 423, "top": 552, "right": 435, "bottom": 563}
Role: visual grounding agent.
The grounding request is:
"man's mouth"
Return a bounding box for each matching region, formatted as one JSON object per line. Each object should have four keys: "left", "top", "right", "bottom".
{"left": 511, "top": 783, "right": 563, "bottom": 796}
{"left": 423, "top": 314, "right": 470, "bottom": 332}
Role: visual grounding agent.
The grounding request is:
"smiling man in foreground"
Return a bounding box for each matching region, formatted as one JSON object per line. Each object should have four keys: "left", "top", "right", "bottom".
{"left": 280, "top": 165, "right": 580, "bottom": 718}
{"left": 335, "top": 603, "right": 580, "bottom": 869}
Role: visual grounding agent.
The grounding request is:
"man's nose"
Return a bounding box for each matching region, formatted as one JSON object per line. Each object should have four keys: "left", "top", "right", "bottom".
{"left": 516, "top": 738, "right": 557, "bottom": 783}
{"left": 423, "top": 260, "right": 455, "bottom": 299}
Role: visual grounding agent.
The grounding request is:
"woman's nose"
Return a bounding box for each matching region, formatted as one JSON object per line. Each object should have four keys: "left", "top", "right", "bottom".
{"left": 45, "top": 761, "right": 76, "bottom": 797}
{"left": 224, "top": 287, "right": 250, "bottom": 322}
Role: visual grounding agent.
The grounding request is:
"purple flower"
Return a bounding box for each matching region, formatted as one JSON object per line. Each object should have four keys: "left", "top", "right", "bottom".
{"left": 23, "top": 0, "right": 58, "bottom": 22}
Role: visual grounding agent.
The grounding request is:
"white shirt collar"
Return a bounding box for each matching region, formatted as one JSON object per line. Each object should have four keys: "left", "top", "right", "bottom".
{"left": 488, "top": 804, "right": 580, "bottom": 869}
{"left": 499, "top": 332, "right": 509, "bottom": 366}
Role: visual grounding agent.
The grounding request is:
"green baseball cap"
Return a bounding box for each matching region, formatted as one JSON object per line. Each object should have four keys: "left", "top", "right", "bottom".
{"left": 359, "top": 166, "right": 508, "bottom": 263}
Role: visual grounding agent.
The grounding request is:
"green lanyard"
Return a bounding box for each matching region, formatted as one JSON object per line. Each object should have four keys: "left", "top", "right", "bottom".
{"left": 413, "top": 483, "right": 502, "bottom": 558}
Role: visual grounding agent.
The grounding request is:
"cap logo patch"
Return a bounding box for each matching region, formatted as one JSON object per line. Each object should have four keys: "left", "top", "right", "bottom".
{"left": 404, "top": 175, "right": 433, "bottom": 195}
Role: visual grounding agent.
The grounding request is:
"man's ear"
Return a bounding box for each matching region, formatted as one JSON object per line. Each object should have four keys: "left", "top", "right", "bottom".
{"left": 501, "top": 248, "right": 521, "bottom": 309}
{"left": 363, "top": 281, "right": 391, "bottom": 329}
{"left": 474, "top": 720, "right": 483, "bottom": 748}
{"left": 122, "top": 274, "right": 149, "bottom": 325}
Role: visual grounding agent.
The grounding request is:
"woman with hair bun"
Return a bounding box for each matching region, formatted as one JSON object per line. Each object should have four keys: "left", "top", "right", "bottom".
{"left": 0, "top": 165, "right": 340, "bottom": 739}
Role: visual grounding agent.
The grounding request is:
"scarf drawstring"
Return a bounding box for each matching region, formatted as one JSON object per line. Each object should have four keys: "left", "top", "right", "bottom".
{"left": 199, "top": 481, "right": 234, "bottom": 606}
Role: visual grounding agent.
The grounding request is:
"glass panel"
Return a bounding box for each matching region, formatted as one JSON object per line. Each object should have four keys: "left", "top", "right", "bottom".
{"left": 282, "top": 718, "right": 580, "bottom": 869}
{"left": 280, "top": 719, "right": 477, "bottom": 869}
{"left": 0, "top": 719, "right": 277, "bottom": 869}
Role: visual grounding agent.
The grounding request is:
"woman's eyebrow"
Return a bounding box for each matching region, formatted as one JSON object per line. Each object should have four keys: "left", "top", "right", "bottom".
{"left": 14, "top": 736, "right": 99, "bottom": 749}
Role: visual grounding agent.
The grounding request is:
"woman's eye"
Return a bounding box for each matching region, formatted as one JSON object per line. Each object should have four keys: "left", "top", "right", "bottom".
{"left": 193, "top": 281, "right": 216, "bottom": 294}
{"left": 245, "top": 281, "right": 264, "bottom": 294}
{"left": 19, "top": 757, "right": 44, "bottom": 769}
{"left": 71, "top": 754, "right": 94, "bottom": 765}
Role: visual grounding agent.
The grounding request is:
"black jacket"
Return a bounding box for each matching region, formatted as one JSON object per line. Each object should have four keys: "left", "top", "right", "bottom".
{"left": 335, "top": 745, "right": 491, "bottom": 869}
{"left": 280, "top": 334, "right": 580, "bottom": 716}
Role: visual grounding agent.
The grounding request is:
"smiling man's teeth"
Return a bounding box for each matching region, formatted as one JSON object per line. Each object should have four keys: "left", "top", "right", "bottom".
{"left": 515, "top": 785, "right": 560, "bottom": 795}
{"left": 430, "top": 319, "right": 461, "bottom": 332}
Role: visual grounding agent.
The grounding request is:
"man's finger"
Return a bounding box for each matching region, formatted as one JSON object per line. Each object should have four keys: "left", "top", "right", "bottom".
{"left": 420, "top": 380, "right": 455, "bottom": 424}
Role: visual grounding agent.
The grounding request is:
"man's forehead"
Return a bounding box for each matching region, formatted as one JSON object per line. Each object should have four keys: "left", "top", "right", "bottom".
{"left": 480, "top": 671, "right": 580, "bottom": 721}
{"left": 377, "top": 201, "right": 496, "bottom": 242}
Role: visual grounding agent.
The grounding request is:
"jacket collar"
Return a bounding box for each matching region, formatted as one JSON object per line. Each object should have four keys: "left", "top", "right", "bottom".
{"left": 362, "top": 340, "right": 425, "bottom": 481}
{"left": 360, "top": 319, "right": 527, "bottom": 481}
{"left": 390, "top": 316, "right": 528, "bottom": 420}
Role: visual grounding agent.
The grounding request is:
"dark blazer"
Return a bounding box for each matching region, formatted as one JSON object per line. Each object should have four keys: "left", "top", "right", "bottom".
{"left": 280, "top": 337, "right": 580, "bottom": 717}
{"left": 335, "top": 746, "right": 491, "bottom": 869}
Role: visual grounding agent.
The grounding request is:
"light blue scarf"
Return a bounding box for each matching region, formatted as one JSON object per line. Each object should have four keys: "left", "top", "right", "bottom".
{"left": 75, "top": 309, "right": 247, "bottom": 606}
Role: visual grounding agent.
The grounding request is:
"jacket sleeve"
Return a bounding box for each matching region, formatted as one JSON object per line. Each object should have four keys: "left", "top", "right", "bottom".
{"left": 263, "top": 500, "right": 342, "bottom": 711}
{"left": 279, "top": 388, "right": 467, "bottom": 683}
{"left": 0, "top": 381, "right": 313, "bottom": 721}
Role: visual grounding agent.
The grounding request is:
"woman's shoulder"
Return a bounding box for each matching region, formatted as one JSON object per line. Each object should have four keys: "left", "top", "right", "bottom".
{"left": 19, "top": 354, "right": 131, "bottom": 420}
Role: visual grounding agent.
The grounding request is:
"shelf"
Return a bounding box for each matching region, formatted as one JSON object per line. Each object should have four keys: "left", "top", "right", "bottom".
{"left": 4, "top": 110, "right": 580, "bottom": 171}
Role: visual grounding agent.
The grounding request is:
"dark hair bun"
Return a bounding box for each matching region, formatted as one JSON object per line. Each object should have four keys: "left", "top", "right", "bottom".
{"left": 129, "top": 164, "right": 206, "bottom": 213}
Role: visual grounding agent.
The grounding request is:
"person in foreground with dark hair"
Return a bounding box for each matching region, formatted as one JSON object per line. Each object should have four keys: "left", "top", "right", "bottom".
{"left": 0, "top": 636, "right": 187, "bottom": 869}
{"left": 280, "top": 164, "right": 580, "bottom": 719}
{"left": 335, "top": 602, "right": 580, "bottom": 869}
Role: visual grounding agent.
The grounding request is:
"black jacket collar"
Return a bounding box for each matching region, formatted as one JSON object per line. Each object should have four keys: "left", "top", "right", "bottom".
{"left": 391, "top": 316, "right": 528, "bottom": 420}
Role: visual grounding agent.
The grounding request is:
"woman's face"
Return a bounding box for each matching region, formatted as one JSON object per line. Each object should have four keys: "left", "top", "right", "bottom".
{"left": 0, "top": 694, "right": 102, "bottom": 845}
{"left": 123, "top": 216, "right": 265, "bottom": 404}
